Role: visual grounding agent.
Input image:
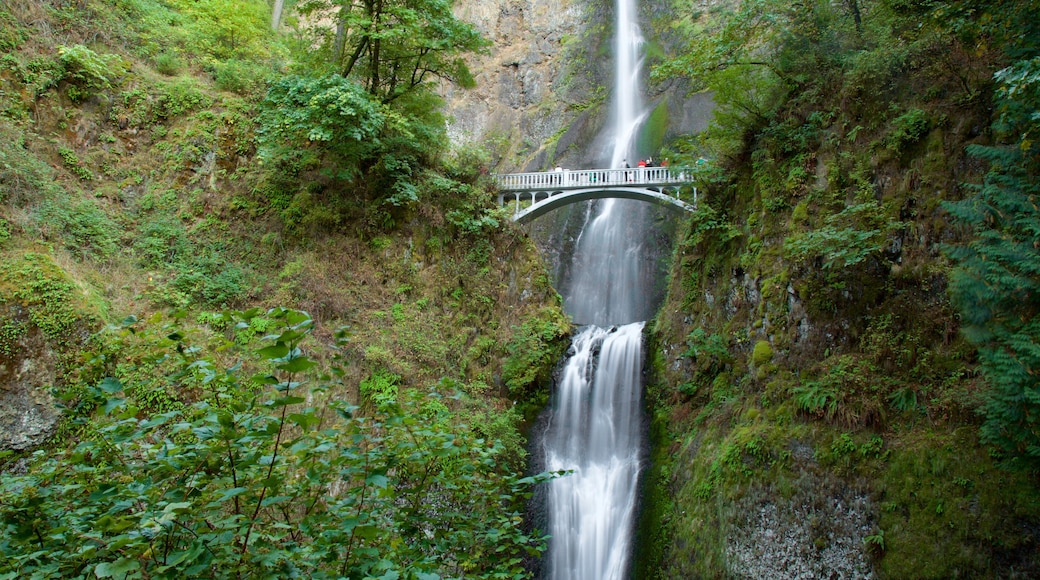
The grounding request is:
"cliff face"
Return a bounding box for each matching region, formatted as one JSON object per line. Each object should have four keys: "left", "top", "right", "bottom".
{"left": 444, "top": 0, "right": 714, "bottom": 172}
{"left": 441, "top": 0, "right": 599, "bottom": 172}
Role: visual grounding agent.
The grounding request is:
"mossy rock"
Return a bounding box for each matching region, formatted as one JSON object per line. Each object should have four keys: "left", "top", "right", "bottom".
{"left": 752, "top": 340, "right": 774, "bottom": 366}
{"left": 0, "top": 251, "right": 104, "bottom": 450}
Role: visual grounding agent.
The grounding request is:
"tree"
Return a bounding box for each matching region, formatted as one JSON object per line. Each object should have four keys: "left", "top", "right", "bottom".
{"left": 169, "top": 0, "right": 271, "bottom": 58}
{"left": 297, "top": 0, "right": 489, "bottom": 104}
{"left": 944, "top": 1, "right": 1040, "bottom": 466}
{"left": 258, "top": 74, "right": 387, "bottom": 180}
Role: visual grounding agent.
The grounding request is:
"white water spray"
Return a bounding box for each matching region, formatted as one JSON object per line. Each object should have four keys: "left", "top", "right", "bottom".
{"left": 541, "top": 0, "right": 650, "bottom": 577}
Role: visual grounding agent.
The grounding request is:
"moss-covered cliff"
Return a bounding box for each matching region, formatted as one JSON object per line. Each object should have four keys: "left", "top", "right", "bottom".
{"left": 637, "top": 0, "right": 1040, "bottom": 577}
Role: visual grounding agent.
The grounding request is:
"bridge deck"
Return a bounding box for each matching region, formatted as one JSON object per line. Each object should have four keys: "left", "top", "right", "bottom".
{"left": 492, "top": 167, "right": 697, "bottom": 223}
{"left": 494, "top": 167, "right": 687, "bottom": 191}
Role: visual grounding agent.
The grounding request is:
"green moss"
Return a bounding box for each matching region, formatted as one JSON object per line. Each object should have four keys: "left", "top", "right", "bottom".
{"left": 752, "top": 340, "right": 774, "bottom": 366}
{"left": 638, "top": 100, "right": 670, "bottom": 157}
{"left": 0, "top": 252, "right": 90, "bottom": 341}
{"left": 876, "top": 428, "right": 1040, "bottom": 577}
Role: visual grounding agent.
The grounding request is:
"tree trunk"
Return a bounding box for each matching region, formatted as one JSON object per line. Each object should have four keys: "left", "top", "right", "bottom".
{"left": 847, "top": 0, "right": 862, "bottom": 34}
{"left": 271, "top": 0, "right": 285, "bottom": 31}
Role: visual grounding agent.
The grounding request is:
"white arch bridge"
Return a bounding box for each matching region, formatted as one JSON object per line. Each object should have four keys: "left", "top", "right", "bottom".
{"left": 493, "top": 167, "right": 698, "bottom": 224}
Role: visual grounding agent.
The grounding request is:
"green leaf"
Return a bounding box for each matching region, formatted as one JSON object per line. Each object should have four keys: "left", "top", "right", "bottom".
{"left": 94, "top": 558, "right": 140, "bottom": 578}
{"left": 260, "top": 495, "right": 291, "bottom": 507}
{"left": 257, "top": 343, "right": 289, "bottom": 360}
{"left": 277, "top": 356, "right": 317, "bottom": 373}
{"left": 271, "top": 396, "right": 306, "bottom": 407}
{"left": 99, "top": 377, "right": 123, "bottom": 394}
{"left": 163, "top": 502, "right": 193, "bottom": 514}
{"left": 103, "top": 397, "right": 126, "bottom": 415}
{"left": 366, "top": 473, "right": 389, "bottom": 488}
{"left": 217, "top": 487, "right": 249, "bottom": 502}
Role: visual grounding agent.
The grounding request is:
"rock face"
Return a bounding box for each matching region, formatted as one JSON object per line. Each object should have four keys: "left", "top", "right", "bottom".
{"left": 444, "top": 0, "right": 714, "bottom": 172}
{"left": 442, "top": 0, "right": 604, "bottom": 171}
{"left": 0, "top": 306, "right": 60, "bottom": 451}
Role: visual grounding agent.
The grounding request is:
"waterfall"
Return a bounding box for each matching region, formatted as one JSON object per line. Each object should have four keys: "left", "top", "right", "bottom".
{"left": 540, "top": 0, "right": 650, "bottom": 577}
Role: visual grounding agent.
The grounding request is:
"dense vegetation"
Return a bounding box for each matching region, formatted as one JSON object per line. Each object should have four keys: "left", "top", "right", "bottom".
{"left": 639, "top": 0, "right": 1040, "bottom": 577}
{"left": 0, "top": 0, "right": 569, "bottom": 577}
{"left": 3, "top": 0, "right": 1040, "bottom": 577}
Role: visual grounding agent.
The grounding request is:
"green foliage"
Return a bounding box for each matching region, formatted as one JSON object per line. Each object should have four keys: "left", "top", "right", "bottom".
{"left": 0, "top": 253, "right": 83, "bottom": 340}
{"left": 169, "top": 250, "right": 247, "bottom": 307}
{"left": 0, "top": 309, "right": 552, "bottom": 579}
{"left": 133, "top": 216, "right": 190, "bottom": 268}
{"left": 120, "top": 78, "right": 213, "bottom": 127}
{"left": 57, "top": 146, "right": 92, "bottom": 181}
{"left": 211, "top": 58, "right": 266, "bottom": 95}
{"left": 57, "top": 44, "right": 128, "bottom": 99}
{"left": 35, "top": 199, "right": 120, "bottom": 261}
{"left": 153, "top": 52, "right": 182, "bottom": 76}
{"left": 793, "top": 355, "right": 892, "bottom": 428}
{"left": 784, "top": 201, "right": 898, "bottom": 269}
{"left": 359, "top": 369, "right": 401, "bottom": 409}
{"left": 0, "top": 120, "right": 62, "bottom": 206}
{"left": 886, "top": 108, "right": 929, "bottom": 152}
{"left": 502, "top": 310, "right": 571, "bottom": 400}
{"left": 167, "top": 0, "right": 271, "bottom": 59}
{"left": 296, "top": 0, "right": 489, "bottom": 105}
{"left": 683, "top": 204, "right": 741, "bottom": 249}
{"left": 942, "top": 4, "right": 1040, "bottom": 466}
{"left": 682, "top": 328, "right": 730, "bottom": 373}
{"left": 258, "top": 74, "right": 385, "bottom": 180}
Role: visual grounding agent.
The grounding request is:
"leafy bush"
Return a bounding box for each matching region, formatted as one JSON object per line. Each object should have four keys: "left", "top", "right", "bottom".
{"left": 57, "top": 44, "right": 127, "bottom": 93}
{"left": 35, "top": 199, "right": 120, "bottom": 261}
{"left": 359, "top": 368, "right": 401, "bottom": 409}
{"left": 211, "top": 58, "right": 265, "bottom": 94}
{"left": 0, "top": 309, "right": 552, "bottom": 578}
{"left": 783, "top": 201, "right": 898, "bottom": 269}
{"left": 502, "top": 311, "right": 571, "bottom": 399}
{"left": 886, "top": 108, "right": 929, "bottom": 152}
{"left": 153, "top": 52, "right": 182, "bottom": 76}
{"left": 258, "top": 74, "right": 386, "bottom": 180}
{"left": 167, "top": 0, "right": 271, "bottom": 59}
{"left": 133, "top": 216, "right": 190, "bottom": 267}
{"left": 170, "top": 250, "right": 246, "bottom": 307}
{"left": 0, "top": 252, "right": 83, "bottom": 340}
{"left": 683, "top": 328, "right": 731, "bottom": 372}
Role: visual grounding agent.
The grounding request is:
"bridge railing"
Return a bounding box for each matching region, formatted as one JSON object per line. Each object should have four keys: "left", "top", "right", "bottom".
{"left": 493, "top": 167, "right": 688, "bottom": 190}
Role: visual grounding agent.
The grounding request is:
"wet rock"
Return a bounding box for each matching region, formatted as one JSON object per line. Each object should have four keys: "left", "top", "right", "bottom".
{"left": 0, "top": 312, "right": 60, "bottom": 451}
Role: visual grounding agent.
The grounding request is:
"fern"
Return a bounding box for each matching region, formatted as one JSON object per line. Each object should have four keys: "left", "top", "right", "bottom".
{"left": 944, "top": 44, "right": 1040, "bottom": 465}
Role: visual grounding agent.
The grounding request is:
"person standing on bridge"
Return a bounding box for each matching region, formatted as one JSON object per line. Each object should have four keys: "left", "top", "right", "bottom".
{"left": 623, "top": 159, "right": 631, "bottom": 182}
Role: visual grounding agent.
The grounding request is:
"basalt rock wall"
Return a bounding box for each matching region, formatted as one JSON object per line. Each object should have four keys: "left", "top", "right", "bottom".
{"left": 444, "top": 0, "right": 714, "bottom": 173}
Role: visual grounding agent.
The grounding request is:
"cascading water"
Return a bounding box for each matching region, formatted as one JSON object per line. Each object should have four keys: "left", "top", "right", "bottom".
{"left": 540, "top": 0, "right": 652, "bottom": 577}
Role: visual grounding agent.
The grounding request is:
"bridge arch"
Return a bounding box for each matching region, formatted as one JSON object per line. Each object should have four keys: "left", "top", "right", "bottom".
{"left": 493, "top": 167, "right": 697, "bottom": 223}
{"left": 502, "top": 187, "right": 695, "bottom": 224}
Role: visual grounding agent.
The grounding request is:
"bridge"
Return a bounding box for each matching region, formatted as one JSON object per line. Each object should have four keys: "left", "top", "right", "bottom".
{"left": 493, "top": 167, "right": 697, "bottom": 224}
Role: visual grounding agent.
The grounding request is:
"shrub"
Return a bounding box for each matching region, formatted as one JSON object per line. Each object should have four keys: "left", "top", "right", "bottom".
{"left": 886, "top": 108, "right": 929, "bottom": 152}
{"left": 0, "top": 309, "right": 552, "bottom": 578}
{"left": 154, "top": 52, "right": 182, "bottom": 76}
{"left": 35, "top": 199, "right": 120, "bottom": 261}
{"left": 212, "top": 58, "right": 265, "bottom": 94}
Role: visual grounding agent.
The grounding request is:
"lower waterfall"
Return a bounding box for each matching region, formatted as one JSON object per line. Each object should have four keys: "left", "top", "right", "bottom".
{"left": 542, "top": 322, "right": 645, "bottom": 580}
